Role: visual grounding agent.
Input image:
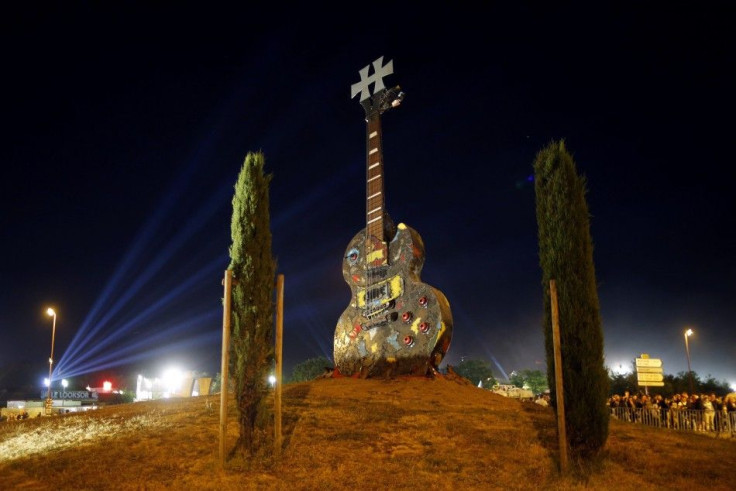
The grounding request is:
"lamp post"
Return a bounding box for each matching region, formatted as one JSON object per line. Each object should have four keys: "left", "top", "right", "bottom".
{"left": 45, "top": 308, "right": 57, "bottom": 413}
{"left": 684, "top": 328, "right": 694, "bottom": 394}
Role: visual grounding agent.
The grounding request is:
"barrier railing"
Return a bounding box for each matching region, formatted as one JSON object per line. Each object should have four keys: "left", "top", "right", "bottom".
{"left": 610, "top": 406, "right": 735, "bottom": 436}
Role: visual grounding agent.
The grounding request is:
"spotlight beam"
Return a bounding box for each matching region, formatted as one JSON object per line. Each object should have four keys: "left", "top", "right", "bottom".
{"left": 58, "top": 174, "right": 193, "bottom": 365}
{"left": 271, "top": 165, "right": 354, "bottom": 229}
{"left": 57, "top": 257, "right": 223, "bottom": 373}
{"left": 58, "top": 331, "right": 221, "bottom": 379}
{"left": 61, "top": 307, "right": 218, "bottom": 375}
{"left": 59, "top": 310, "right": 220, "bottom": 377}
{"left": 58, "top": 173, "right": 228, "bottom": 368}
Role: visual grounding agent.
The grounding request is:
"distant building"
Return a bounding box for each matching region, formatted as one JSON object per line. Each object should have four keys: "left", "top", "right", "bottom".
{"left": 2, "top": 389, "right": 98, "bottom": 419}
{"left": 135, "top": 370, "right": 211, "bottom": 401}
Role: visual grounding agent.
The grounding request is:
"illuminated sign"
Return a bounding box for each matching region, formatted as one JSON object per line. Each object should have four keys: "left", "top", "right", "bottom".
{"left": 38, "top": 390, "right": 96, "bottom": 400}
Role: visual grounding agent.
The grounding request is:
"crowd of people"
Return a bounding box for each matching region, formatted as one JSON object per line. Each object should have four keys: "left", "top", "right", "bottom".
{"left": 0, "top": 410, "right": 30, "bottom": 422}
{"left": 609, "top": 390, "right": 736, "bottom": 433}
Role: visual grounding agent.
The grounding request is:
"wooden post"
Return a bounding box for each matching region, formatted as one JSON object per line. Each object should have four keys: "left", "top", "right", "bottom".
{"left": 274, "top": 274, "right": 284, "bottom": 457}
{"left": 550, "top": 279, "right": 568, "bottom": 474}
{"left": 219, "top": 270, "right": 233, "bottom": 469}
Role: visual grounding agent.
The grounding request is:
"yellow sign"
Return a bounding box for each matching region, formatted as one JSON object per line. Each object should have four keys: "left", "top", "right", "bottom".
{"left": 635, "top": 358, "right": 662, "bottom": 368}
{"left": 637, "top": 372, "right": 664, "bottom": 382}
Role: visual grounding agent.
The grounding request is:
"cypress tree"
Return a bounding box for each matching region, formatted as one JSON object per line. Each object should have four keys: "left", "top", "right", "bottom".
{"left": 533, "top": 140, "right": 609, "bottom": 460}
{"left": 228, "top": 151, "right": 276, "bottom": 455}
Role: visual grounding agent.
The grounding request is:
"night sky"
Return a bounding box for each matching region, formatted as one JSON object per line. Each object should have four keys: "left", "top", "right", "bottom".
{"left": 2, "top": 4, "right": 734, "bottom": 389}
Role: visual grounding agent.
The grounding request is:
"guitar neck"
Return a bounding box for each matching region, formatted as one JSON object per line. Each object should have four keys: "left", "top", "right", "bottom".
{"left": 365, "top": 114, "right": 385, "bottom": 241}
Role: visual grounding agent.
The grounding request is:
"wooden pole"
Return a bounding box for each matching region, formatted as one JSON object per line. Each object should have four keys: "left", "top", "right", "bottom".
{"left": 219, "top": 270, "right": 233, "bottom": 469}
{"left": 550, "top": 279, "right": 568, "bottom": 474}
{"left": 274, "top": 274, "right": 284, "bottom": 457}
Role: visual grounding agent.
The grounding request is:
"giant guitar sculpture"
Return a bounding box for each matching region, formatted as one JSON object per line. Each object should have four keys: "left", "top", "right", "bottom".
{"left": 334, "top": 57, "right": 453, "bottom": 377}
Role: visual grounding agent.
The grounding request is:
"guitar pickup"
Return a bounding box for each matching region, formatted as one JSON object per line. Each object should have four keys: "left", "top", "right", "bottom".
{"left": 357, "top": 275, "right": 403, "bottom": 310}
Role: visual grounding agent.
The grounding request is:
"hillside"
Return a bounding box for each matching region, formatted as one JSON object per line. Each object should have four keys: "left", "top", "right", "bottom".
{"left": 1, "top": 377, "right": 733, "bottom": 490}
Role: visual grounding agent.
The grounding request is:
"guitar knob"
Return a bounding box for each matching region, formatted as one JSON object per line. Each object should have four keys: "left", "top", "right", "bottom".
{"left": 403, "top": 335, "right": 414, "bottom": 346}
{"left": 419, "top": 322, "right": 430, "bottom": 333}
{"left": 401, "top": 311, "right": 413, "bottom": 323}
{"left": 418, "top": 296, "right": 428, "bottom": 307}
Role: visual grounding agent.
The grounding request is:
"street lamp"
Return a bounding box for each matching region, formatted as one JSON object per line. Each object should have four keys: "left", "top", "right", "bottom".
{"left": 684, "top": 328, "right": 694, "bottom": 394}
{"left": 45, "top": 308, "right": 57, "bottom": 413}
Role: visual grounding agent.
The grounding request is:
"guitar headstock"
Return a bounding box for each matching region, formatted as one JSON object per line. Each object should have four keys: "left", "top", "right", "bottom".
{"left": 351, "top": 56, "right": 405, "bottom": 119}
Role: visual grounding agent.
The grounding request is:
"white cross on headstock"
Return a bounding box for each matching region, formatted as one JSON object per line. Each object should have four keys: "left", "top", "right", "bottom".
{"left": 351, "top": 56, "right": 394, "bottom": 102}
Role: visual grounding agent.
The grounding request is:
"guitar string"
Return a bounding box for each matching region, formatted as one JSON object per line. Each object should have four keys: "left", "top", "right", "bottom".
{"left": 365, "top": 111, "right": 374, "bottom": 318}
{"left": 366, "top": 108, "right": 380, "bottom": 321}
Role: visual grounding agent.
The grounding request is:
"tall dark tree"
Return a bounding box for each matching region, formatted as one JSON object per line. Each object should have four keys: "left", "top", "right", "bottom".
{"left": 290, "top": 356, "right": 334, "bottom": 382}
{"left": 509, "top": 369, "right": 549, "bottom": 394}
{"left": 228, "top": 151, "right": 276, "bottom": 455}
{"left": 534, "top": 140, "right": 609, "bottom": 460}
{"left": 452, "top": 359, "right": 497, "bottom": 388}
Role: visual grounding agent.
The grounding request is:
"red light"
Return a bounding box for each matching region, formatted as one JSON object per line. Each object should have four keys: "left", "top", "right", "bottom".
{"left": 103, "top": 381, "right": 112, "bottom": 392}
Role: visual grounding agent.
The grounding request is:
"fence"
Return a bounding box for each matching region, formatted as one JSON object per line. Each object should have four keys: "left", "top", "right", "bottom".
{"left": 610, "top": 406, "right": 736, "bottom": 436}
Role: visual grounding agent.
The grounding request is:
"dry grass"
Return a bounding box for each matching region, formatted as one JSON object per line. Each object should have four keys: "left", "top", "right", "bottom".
{"left": 1, "top": 377, "right": 733, "bottom": 490}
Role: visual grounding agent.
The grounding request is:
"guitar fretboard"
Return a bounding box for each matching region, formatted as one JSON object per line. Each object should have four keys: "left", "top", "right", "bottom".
{"left": 365, "top": 114, "right": 384, "bottom": 241}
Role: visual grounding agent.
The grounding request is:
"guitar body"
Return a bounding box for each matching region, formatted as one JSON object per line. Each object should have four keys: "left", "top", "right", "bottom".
{"left": 334, "top": 222, "right": 453, "bottom": 377}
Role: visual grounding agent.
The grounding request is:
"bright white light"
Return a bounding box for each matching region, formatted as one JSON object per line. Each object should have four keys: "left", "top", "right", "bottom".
{"left": 43, "top": 378, "right": 50, "bottom": 387}
{"left": 46, "top": 308, "right": 55, "bottom": 317}
{"left": 162, "top": 368, "right": 183, "bottom": 395}
{"left": 61, "top": 379, "right": 68, "bottom": 389}
{"left": 268, "top": 375, "right": 277, "bottom": 387}
{"left": 608, "top": 362, "right": 631, "bottom": 375}
{"left": 103, "top": 381, "right": 112, "bottom": 392}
